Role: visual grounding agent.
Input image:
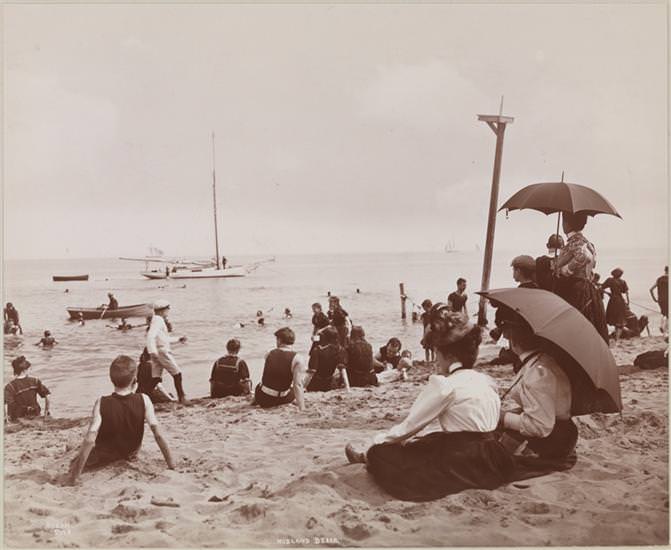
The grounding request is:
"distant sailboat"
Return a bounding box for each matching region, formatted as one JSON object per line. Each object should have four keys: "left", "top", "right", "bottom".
{"left": 444, "top": 237, "right": 457, "bottom": 253}
{"left": 121, "top": 133, "right": 273, "bottom": 279}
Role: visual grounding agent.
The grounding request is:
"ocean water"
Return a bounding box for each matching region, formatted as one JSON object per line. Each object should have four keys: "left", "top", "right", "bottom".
{"left": 3, "top": 248, "right": 667, "bottom": 417}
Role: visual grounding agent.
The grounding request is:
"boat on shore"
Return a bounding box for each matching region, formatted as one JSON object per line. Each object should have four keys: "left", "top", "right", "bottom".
{"left": 53, "top": 274, "right": 89, "bottom": 282}
{"left": 67, "top": 303, "right": 152, "bottom": 320}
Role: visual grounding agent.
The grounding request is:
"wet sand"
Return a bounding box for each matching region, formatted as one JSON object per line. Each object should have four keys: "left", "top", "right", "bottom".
{"left": 3, "top": 336, "right": 668, "bottom": 547}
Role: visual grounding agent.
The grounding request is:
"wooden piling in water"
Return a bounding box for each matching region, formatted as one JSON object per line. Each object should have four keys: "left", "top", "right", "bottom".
{"left": 400, "top": 282, "right": 407, "bottom": 320}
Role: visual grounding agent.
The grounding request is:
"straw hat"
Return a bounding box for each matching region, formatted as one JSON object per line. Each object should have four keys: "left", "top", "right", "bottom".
{"left": 153, "top": 299, "right": 170, "bottom": 311}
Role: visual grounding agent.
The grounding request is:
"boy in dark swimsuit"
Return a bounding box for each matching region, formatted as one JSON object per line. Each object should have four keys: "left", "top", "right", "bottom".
{"left": 66, "top": 355, "right": 175, "bottom": 484}
{"left": 4, "top": 356, "right": 51, "bottom": 421}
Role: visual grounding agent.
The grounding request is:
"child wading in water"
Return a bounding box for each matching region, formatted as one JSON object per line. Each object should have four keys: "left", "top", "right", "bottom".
{"left": 66, "top": 355, "right": 175, "bottom": 485}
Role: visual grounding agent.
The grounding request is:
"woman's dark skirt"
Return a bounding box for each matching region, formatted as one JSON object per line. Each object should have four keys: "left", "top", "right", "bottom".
{"left": 556, "top": 277, "right": 608, "bottom": 342}
{"left": 606, "top": 295, "right": 627, "bottom": 327}
{"left": 509, "top": 419, "right": 579, "bottom": 481}
{"left": 365, "top": 431, "right": 516, "bottom": 502}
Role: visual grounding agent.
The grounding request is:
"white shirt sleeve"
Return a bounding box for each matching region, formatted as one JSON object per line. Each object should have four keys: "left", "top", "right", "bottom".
{"left": 146, "top": 316, "right": 160, "bottom": 355}
{"left": 369, "top": 375, "right": 455, "bottom": 448}
{"left": 503, "top": 364, "right": 558, "bottom": 438}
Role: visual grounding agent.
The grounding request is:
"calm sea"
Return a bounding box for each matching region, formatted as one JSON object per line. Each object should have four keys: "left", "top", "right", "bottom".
{"left": 3, "top": 248, "right": 667, "bottom": 417}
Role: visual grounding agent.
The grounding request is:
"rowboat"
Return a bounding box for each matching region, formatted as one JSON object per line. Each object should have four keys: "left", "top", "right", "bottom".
{"left": 53, "top": 274, "right": 89, "bottom": 282}
{"left": 67, "top": 303, "right": 152, "bottom": 320}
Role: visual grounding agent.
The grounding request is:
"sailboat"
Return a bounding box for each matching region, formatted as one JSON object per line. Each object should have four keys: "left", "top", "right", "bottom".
{"left": 121, "top": 133, "right": 273, "bottom": 279}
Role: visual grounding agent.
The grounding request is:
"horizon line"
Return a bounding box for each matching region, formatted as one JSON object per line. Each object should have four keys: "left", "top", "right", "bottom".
{"left": 3, "top": 245, "right": 669, "bottom": 262}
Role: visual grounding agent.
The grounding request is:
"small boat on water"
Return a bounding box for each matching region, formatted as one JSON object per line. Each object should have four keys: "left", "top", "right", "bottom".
{"left": 67, "top": 303, "right": 152, "bottom": 320}
{"left": 53, "top": 274, "right": 89, "bottom": 282}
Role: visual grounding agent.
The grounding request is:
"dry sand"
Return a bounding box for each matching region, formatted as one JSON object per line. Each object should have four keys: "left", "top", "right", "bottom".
{"left": 4, "top": 336, "right": 668, "bottom": 547}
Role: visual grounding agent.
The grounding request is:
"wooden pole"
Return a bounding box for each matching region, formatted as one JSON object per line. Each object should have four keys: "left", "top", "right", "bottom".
{"left": 476, "top": 113, "right": 514, "bottom": 326}
{"left": 211, "top": 132, "right": 221, "bottom": 270}
{"left": 399, "top": 282, "right": 407, "bottom": 320}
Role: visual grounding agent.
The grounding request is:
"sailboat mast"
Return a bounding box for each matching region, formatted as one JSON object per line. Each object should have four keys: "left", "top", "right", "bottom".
{"left": 211, "top": 132, "right": 221, "bottom": 270}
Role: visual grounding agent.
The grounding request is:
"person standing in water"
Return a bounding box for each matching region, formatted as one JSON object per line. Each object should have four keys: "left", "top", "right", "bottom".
{"left": 4, "top": 303, "right": 22, "bottom": 335}
{"left": 146, "top": 300, "right": 190, "bottom": 405}
{"left": 35, "top": 331, "right": 58, "bottom": 348}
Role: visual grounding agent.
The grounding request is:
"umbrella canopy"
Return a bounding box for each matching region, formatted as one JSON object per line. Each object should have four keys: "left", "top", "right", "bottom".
{"left": 499, "top": 181, "right": 621, "bottom": 218}
{"left": 478, "top": 287, "right": 622, "bottom": 414}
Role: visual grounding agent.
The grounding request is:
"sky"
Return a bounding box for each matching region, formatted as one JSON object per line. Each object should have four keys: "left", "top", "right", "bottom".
{"left": 3, "top": 2, "right": 668, "bottom": 259}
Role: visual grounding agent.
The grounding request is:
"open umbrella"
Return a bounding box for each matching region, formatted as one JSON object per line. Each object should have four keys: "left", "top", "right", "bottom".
{"left": 498, "top": 174, "right": 621, "bottom": 240}
{"left": 499, "top": 180, "right": 621, "bottom": 218}
{"left": 477, "top": 287, "right": 622, "bottom": 414}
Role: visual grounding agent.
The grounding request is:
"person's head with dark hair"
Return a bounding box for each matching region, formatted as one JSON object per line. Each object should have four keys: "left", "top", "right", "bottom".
{"left": 456, "top": 278, "right": 467, "bottom": 292}
{"left": 511, "top": 255, "right": 536, "bottom": 283}
{"left": 385, "top": 337, "right": 402, "bottom": 356}
{"left": 546, "top": 234, "right": 565, "bottom": 252}
{"left": 226, "top": 338, "right": 241, "bottom": 354}
{"left": 421, "top": 299, "right": 432, "bottom": 311}
{"left": 350, "top": 325, "right": 365, "bottom": 340}
{"left": 109, "top": 355, "right": 137, "bottom": 389}
{"left": 312, "top": 302, "right": 323, "bottom": 313}
{"left": 428, "top": 306, "right": 482, "bottom": 372}
{"left": 274, "top": 327, "right": 295, "bottom": 346}
{"left": 500, "top": 313, "right": 541, "bottom": 356}
{"left": 611, "top": 268, "right": 624, "bottom": 279}
{"left": 328, "top": 296, "right": 340, "bottom": 310}
{"left": 562, "top": 212, "right": 588, "bottom": 234}
{"left": 44, "top": 330, "right": 51, "bottom": 337}
{"left": 665, "top": 266, "right": 669, "bottom": 275}
{"left": 11, "top": 356, "right": 31, "bottom": 376}
{"left": 321, "top": 326, "right": 339, "bottom": 345}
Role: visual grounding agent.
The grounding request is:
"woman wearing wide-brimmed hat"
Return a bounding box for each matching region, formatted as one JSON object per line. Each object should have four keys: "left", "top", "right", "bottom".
{"left": 601, "top": 268, "right": 630, "bottom": 340}
{"left": 344, "top": 304, "right": 516, "bottom": 502}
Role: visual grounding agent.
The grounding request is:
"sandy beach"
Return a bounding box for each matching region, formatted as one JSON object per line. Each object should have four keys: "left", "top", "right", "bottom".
{"left": 3, "top": 335, "right": 668, "bottom": 548}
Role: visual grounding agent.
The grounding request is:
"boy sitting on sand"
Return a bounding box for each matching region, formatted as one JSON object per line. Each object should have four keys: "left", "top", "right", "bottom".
{"left": 66, "top": 355, "right": 175, "bottom": 485}
{"left": 4, "top": 356, "right": 51, "bottom": 422}
{"left": 210, "top": 338, "right": 252, "bottom": 397}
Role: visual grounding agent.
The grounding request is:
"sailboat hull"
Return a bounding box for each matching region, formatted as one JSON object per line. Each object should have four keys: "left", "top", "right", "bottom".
{"left": 169, "top": 266, "right": 246, "bottom": 279}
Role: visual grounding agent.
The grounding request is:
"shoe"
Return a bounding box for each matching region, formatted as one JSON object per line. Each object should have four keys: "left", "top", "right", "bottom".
{"left": 345, "top": 444, "right": 366, "bottom": 464}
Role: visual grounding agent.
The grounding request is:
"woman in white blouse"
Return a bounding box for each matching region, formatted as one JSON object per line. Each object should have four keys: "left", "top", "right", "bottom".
{"left": 344, "top": 305, "right": 516, "bottom": 502}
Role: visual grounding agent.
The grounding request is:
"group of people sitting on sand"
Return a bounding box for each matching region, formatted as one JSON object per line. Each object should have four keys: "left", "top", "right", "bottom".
{"left": 5, "top": 229, "right": 668, "bottom": 497}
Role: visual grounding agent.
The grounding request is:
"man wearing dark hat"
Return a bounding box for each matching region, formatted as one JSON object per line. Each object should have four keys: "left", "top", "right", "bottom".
{"left": 254, "top": 327, "right": 307, "bottom": 410}
{"left": 490, "top": 255, "right": 539, "bottom": 345}
{"left": 511, "top": 255, "right": 538, "bottom": 289}
{"left": 4, "top": 356, "right": 51, "bottom": 421}
{"left": 535, "top": 234, "right": 564, "bottom": 291}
